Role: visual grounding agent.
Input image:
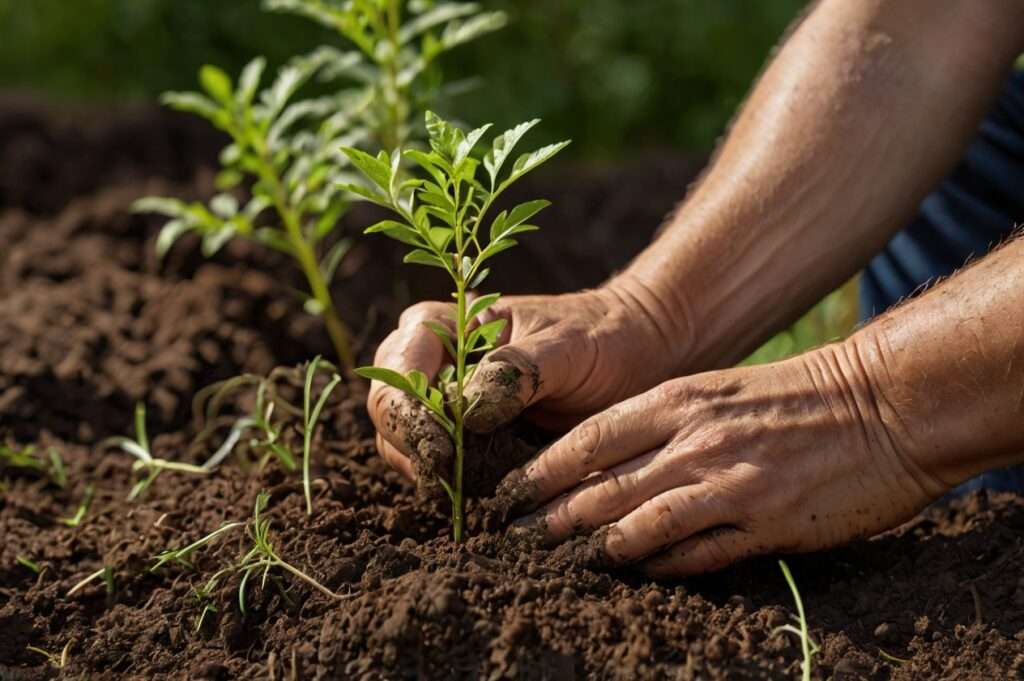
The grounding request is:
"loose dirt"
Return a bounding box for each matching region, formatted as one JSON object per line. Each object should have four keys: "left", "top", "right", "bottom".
{"left": 1, "top": 101, "right": 1022, "bottom": 680}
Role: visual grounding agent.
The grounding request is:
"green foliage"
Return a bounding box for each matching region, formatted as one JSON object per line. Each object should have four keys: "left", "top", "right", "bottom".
{"left": 133, "top": 1, "right": 505, "bottom": 369}
{"left": 16, "top": 555, "right": 41, "bottom": 574}
{"left": 59, "top": 484, "right": 96, "bottom": 528}
{"left": 776, "top": 560, "right": 819, "bottom": 681}
{"left": 0, "top": 0, "right": 805, "bottom": 155}
{"left": 67, "top": 565, "right": 115, "bottom": 598}
{"left": 348, "top": 111, "right": 568, "bottom": 541}
{"left": 151, "top": 492, "right": 348, "bottom": 624}
{"left": 302, "top": 356, "right": 342, "bottom": 515}
{"left": 101, "top": 402, "right": 210, "bottom": 501}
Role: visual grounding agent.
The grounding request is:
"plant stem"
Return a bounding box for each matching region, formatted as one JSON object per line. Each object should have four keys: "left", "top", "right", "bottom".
{"left": 451, "top": 276, "right": 467, "bottom": 543}
{"left": 272, "top": 554, "right": 350, "bottom": 600}
{"left": 380, "top": 0, "right": 404, "bottom": 152}
{"left": 255, "top": 154, "right": 355, "bottom": 370}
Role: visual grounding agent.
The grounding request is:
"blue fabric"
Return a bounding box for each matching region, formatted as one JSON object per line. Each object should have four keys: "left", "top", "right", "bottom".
{"left": 861, "top": 70, "right": 1024, "bottom": 494}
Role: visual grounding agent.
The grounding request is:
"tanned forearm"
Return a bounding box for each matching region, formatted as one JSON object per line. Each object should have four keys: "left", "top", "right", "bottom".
{"left": 615, "top": 0, "right": 1024, "bottom": 372}
{"left": 824, "top": 233, "right": 1024, "bottom": 493}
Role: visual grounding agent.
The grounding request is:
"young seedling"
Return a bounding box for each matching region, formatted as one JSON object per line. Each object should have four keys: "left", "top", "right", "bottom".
{"left": 302, "top": 356, "right": 342, "bottom": 515}
{"left": 26, "top": 642, "right": 71, "bottom": 669}
{"left": 152, "top": 492, "right": 350, "bottom": 623}
{"left": 190, "top": 358, "right": 341, "bottom": 515}
{"left": 59, "top": 484, "right": 95, "bottom": 528}
{"left": 0, "top": 443, "right": 66, "bottom": 488}
{"left": 16, "top": 555, "right": 41, "bottom": 574}
{"left": 135, "top": 0, "right": 506, "bottom": 369}
{"left": 102, "top": 403, "right": 209, "bottom": 501}
{"left": 67, "top": 565, "right": 115, "bottom": 598}
{"left": 345, "top": 111, "right": 569, "bottom": 541}
{"left": 776, "top": 560, "right": 820, "bottom": 681}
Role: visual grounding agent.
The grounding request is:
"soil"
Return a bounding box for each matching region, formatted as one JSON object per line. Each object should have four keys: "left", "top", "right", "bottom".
{"left": 1, "top": 100, "right": 1023, "bottom": 680}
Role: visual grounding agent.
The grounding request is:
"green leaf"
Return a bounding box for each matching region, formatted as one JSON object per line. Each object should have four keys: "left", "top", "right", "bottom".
{"left": 404, "top": 249, "right": 448, "bottom": 269}
{"left": 440, "top": 12, "right": 507, "bottom": 49}
{"left": 237, "top": 57, "right": 266, "bottom": 106}
{"left": 199, "top": 65, "right": 234, "bottom": 105}
{"left": 354, "top": 367, "right": 413, "bottom": 396}
{"left": 469, "top": 318, "right": 507, "bottom": 351}
{"left": 398, "top": 3, "right": 480, "bottom": 44}
{"left": 424, "top": 321, "right": 456, "bottom": 359}
{"left": 155, "top": 220, "right": 191, "bottom": 258}
{"left": 505, "top": 199, "right": 550, "bottom": 231}
{"left": 202, "top": 228, "right": 236, "bottom": 257}
{"left": 467, "top": 292, "right": 500, "bottom": 321}
{"left": 406, "top": 370, "right": 429, "bottom": 397}
{"left": 210, "top": 194, "right": 239, "bottom": 218}
{"left": 132, "top": 197, "right": 189, "bottom": 218}
{"left": 483, "top": 119, "right": 539, "bottom": 185}
{"left": 365, "top": 220, "right": 424, "bottom": 247}
{"left": 404, "top": 149, "right": 447, "bottom": 185}
{"left": 428, "top": 227, "right": 453, "bottom": 251}
{"left": 425, "top": 111, "right": 464, "bottom": 159}
{"left": 454, "top": 123, "right": 492, "bottom": 167}
{"left": 160, "top": 91, "right": 221, "bottom": 122}
{"left": 338, "top": 182, "right": 391, "bottom": 209}
{"left": 341, "top": 147, "right": 391, "bottom": 191}
{"left": 505, "top": 141, "right": 571, "bottom": 186}
{"left": 468, "top": 267, "right": 490, "bottom": 289}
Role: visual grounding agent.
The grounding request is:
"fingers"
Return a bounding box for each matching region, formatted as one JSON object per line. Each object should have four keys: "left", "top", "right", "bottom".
{"left": 376, "top": 433, "right": 415, "bottom": 482}
{"left": 603, "top": 483, "right": 727, "bottom": 564}
{"left": 498, "top": 389, "right": 678, "bottom": 514}
{"left": 368, "top": 302, "right": 454, "bottom": 484}
{"left": 643, "top": 527, "right": 762, "bottom": 578}
{"left": 517, "top": 445, "right": 687, "bottom": 544}
{"left": 462, "top": 311, "right": 581, "bottom": 433}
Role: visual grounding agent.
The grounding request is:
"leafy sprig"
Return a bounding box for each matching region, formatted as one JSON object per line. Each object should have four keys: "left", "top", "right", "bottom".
{"left": 346, "top": 111, "right": 568, "bottom": 541}
{"left": 151, "top": 492, "right": 351, "bottom": 624}
{"left": 102, "top": 403, "right": 210, "bottom": 501}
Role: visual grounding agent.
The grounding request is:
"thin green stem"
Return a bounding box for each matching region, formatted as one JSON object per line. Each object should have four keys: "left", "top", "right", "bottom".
{"left": 254, "top": 151, "right": 355, "bottom": 370}
{"left": 451, "top": 276, "right": 468, "bottom": 543}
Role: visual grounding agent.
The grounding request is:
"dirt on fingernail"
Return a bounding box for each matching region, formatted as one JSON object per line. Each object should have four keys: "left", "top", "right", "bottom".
{"left": 464, "top": 354, "right": 541, "bottom": 433}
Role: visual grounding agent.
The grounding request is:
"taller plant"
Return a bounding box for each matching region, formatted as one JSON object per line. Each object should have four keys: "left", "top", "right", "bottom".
{"left": 134, "top": 0, "right": 505, "bottom": 370}
{"left": 346, "top": 111, "right": 568, "bottom": 541}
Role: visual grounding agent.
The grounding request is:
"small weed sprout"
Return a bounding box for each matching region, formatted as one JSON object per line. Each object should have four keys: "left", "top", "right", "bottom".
{"left": 302, "top": 356, "right": 342, "bottom": 515}
{"left": 67, "top": 565, "right": 114, "bottom": 598}
{"left": 191, "top": 358, "right": 341, "bottom": 514}
{"left": 345, "top": 111, "right": 568, "bottom": 541}
{"left": 59, "top": 484, "right": 95, "bottom": 528}
{"left": 134, "top": 0, "right": 505, "bottom": 369}
{"left": 776, "top": 560, "right": 819, "bottom": 681}
{"left": 152, "top": 492, "right": 350, "bottom": 623}
{"left": 0, "top": 443, "right": 67, "bottom": 488}
{"left": 102, "top": 403, "right": 210, "bottom": 501}
{"left": 26, "top": 642, "right": 70, "bottom": 669}
{"left": 16, "top": 555, "right": 41, "bottom": 574}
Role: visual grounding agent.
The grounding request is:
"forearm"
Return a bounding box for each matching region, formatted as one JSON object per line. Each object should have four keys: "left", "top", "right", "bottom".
{"left": 615, "top": 0, "right": 1024, "bottom": 371}
{"left": 822, "top": 234, "right": 1024, "bottom": 493}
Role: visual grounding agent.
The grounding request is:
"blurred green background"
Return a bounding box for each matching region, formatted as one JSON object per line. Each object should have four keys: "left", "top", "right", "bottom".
{"left": 0, "top": 0, "right": 858, "bottom": 359}
{"left": 0, "top": 0, "right": 806, "bottom": 157}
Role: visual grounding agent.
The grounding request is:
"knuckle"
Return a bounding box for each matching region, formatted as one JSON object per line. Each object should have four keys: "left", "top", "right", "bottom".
{"left": 700, "top": 531, "right": 734, "bottom": 569}
{"left": 648, "top": 497, "right": 683, "bottom": 542}
{"left": 399, "top": 301, "right": 447, "bottom": 327}
{"left": 652, "top": 380, "right": 687, "bottom": 404}
{"left": 572, "top": 419, "right": 603, "bottom": 467}
{"left": 590, "top": 469, "right": 634, "bottom": 510}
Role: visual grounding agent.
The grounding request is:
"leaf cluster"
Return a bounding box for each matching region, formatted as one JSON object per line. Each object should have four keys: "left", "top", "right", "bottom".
{"left": 346, "top": 111, "right": 568, "bottom": 427}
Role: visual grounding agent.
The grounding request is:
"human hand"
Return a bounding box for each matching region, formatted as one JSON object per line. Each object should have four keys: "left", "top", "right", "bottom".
{"left": 365, "top": 276, "right": 686, "bottom": 486}
{"left": 502, "top": 343, "right": 949, "bottom": 576}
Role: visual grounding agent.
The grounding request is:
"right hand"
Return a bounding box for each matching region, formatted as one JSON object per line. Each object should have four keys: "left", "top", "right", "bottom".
{"left": 366, "top": 276, "right": 688, "bottom": 485}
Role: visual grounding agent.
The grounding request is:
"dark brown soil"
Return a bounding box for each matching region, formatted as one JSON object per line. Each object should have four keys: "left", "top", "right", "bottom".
{"left": 1, "top": 101, "right": 1023, "bottom": 680}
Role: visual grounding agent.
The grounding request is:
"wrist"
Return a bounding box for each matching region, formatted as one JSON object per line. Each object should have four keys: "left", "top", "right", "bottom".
{"left": 601, "top": 271, "right": 695, "bottom": 378}
{"left": 796, "top": 338, "right": 952, "bottom": 500}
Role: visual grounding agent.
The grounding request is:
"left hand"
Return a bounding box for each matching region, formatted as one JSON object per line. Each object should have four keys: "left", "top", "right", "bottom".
{"left": 503, "top": 343, "right": 950, "bottom": 577}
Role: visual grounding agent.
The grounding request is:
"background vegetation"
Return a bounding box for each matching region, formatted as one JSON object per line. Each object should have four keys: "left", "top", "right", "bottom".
{"left": 0, "top": 0, "right": 859, "bottom": 359}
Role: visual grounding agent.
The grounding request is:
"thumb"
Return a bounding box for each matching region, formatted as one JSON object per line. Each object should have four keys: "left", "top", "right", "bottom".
{"left": 463, "top": 323, "right": 579, "bottom": 433}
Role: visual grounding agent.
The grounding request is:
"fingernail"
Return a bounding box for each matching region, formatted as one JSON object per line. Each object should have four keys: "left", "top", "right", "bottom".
{"left": 604, "top": 525, "right": 626, "bottom": 563}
